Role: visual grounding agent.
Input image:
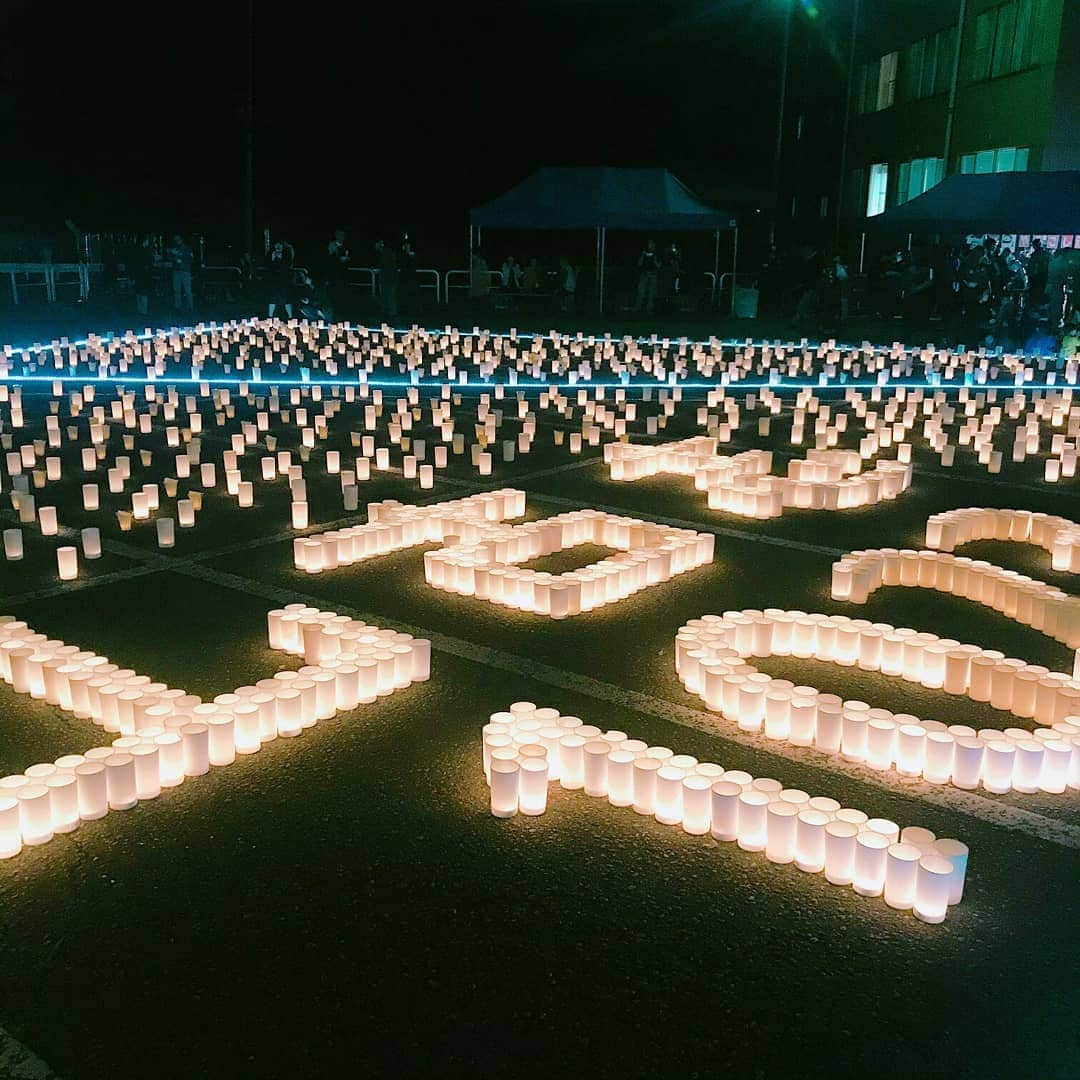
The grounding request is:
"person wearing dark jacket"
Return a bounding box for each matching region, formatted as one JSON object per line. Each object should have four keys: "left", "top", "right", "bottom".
{"left": 634, "top": 239, "right": 661, "bottom": 314}
{"left": 265, "top": 240, "right": 294, "bottom": 318}
{"left": 132, "top": 237, "right": 156, "bottom": 316}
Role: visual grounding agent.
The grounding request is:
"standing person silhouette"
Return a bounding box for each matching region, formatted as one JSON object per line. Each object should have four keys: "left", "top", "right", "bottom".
{"left": 635, "top": 239, "right": 660, "bottom": 315}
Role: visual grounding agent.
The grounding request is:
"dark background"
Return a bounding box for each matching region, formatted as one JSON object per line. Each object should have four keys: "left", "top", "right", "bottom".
{"left": 0, "top": 0, "right": 852, "bottom": 261}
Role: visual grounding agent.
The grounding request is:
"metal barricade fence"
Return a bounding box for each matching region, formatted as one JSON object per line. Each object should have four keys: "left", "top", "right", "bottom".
{"left": 351, "top": 267, "right": 442, "bottom": 303}
{"left": 444, "top": 269, "right": 503, "bottom": 303}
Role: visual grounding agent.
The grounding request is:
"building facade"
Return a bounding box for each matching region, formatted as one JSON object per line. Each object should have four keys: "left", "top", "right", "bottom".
{"left": 842, "top": 0, "right": 1079, "bottom": 222}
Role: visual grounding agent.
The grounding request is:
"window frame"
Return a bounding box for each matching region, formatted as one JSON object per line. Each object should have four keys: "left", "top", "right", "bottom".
{"left": 866, "top": 162, "right": 889, "bottom": 217}
{"left": 970, "top": 0, "right": 1041, "bottom": 84}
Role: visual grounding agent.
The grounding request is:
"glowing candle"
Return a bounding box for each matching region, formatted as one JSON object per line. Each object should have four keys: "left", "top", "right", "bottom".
{"left": 795, "top": 809, "right": 829, "bottom": 873}
{"left": 131, "top": 744, "right": 161, "bottom": 800}
{"left": 489, "top": 756, "right": 519, "bottom": 818}
{"left": 914, "top": 855, "right": 953, "bottom": 923}
{"left": 582, "top": 741, "right": 610, "bottom": 797}
{"left": 105, "top": 753, "right": 138, "bottom": 811}
{"left": 0, "top": 797, "right": 23, "bottom": 858}
{"left": 765, "top": 801, "right": 799, "bottom": 863}
{"left": 736, "top": 790, "right": 769, "bottom": 852}
{"left": 824, "top": 820, "right": 859, "bottom": 885}
{"left": 883, "top": 842, "right": 921, "bottom": 909}
{"left": 45, "top": 773, "right": 80, "bottom": 833}
{"left": 57, "top": 546, "right": 78, "bottom": 581}
{"left": 3, "top": 530, "right": 23, "bottom": 561}
{"left": 681, "top": 775, "right": 712, "bottom": 835}
{"left": 852, "top": 831, "right": 890, "bottom": 896}
{"left": 518, "top": 757, "right": 549, "bottom": 815}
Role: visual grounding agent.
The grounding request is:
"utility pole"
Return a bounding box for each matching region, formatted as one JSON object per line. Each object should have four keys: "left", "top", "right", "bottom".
{"left": 770, "top": 0, "right": 793, "bottom": 244}
{"left": 243, "top": 0, "right": 255, "bottom": 257}
{"left": 942, "top": 0, "right": 968, "bottom": 176}
{"left": 835, "top": 0, "right": 860, "bottom": 246}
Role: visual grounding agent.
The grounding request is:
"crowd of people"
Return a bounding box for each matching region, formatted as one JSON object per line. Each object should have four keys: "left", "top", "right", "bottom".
{"left": 758, "top": 236, "right": 1079, "bottom": 349}
{"left": 468, "top": 239, "right": 686, "bottom": 316}
{"left": 24, "top": 224, "right": 1079, "bottom": 356}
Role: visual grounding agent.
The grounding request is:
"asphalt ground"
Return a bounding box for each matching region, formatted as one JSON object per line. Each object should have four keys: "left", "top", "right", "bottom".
{"left": 0, "top": 374, "right": 1077, "bottom": 1079}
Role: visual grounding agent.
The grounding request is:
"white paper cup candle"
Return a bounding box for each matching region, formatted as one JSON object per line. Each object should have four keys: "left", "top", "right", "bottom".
{"left": 824, "top": 820, "right": 859, "bottom": 885}
{"left": 517, "top": 756, "right": 549, "bottom": 816}
{"left": 765, "top": 801, "right": 799, "bottom": 863}
{"left": 0, "top": 797, "right": 22, "bottom": 858}
{"left": 489, "top": 756, "right": 519, "bottom": 818}
{"left": 632, "top": 757, "right": 661, "bottom": 815}
{"left": 57, "top": 546, "right": 78, "bottom": 580}
{"left": 794, "top": 809, "right": 829, "bottom": 873}
{"left": 932, "top": 838, "right": 969, "bottom": 904}
{"left": 853, "top": 831, "right": 890, "bottom": 896}
{"left": 914, "top": 855, "right": 953, "bottom": 923}
{"left": 884, "top": 842, "right": 921, "bottom": 909}
{"left": 75, "top": 762, "right": 108, "bottom": 820}
{"left": 736, "top": 790, "right": 769, "bottom": 851}
{"left": 105, "top": 753, "right": 138, "bottom": 810}
{"left": 45, "top": 773, "right": 80, "bottom": 833}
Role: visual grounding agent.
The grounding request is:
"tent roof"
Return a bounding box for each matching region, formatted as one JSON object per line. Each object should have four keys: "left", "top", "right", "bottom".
{"left": 868, "top": 171, "right": 1080, "bottom": 233}
{"left": 470, "top": 167, "right": 737, "bottom": 231}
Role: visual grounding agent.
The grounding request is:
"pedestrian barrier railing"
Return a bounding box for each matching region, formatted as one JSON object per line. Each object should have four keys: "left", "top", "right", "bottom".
{"left": 347, "top": 267, "right": 378, "bottom": 297}
{"left": 0, "top": 262, "right": 95, "bottom": 304}
{"left": 416, "top": 268, "right": 441, "bottom": 302}
{"left": 347, "top": 267, "right": 441, "bottom": 302}
{"left": 444, "top": 269, "right": 504, "bottom": 303}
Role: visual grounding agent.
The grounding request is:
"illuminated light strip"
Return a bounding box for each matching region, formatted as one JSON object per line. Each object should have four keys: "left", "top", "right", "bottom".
{"left": 926, "top": 508, "right": 1080, "bottom": 573}
{"left": 482, "top": 701, "right": 968, "bottom": 923}
{"left": 0, "top": 609, "right": 430, "bottom": 860}
{"left": 424, "top": 508, "right": 714, "bottom": 618}
{"left": 833, "top": 548, "right": 1080, "bottom": 649}
{"left": 294, "top": 490, "right": 527, "bottom": 574}
{"left": 676, "top": 613, "right": 1080, "bottom": 797}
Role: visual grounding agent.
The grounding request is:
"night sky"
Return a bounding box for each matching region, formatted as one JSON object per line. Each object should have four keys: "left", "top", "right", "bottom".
{"left": 0, "top": 0, "right": 850, "bottom": 257}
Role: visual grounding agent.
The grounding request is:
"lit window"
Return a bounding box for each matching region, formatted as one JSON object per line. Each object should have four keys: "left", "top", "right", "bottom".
{"left": 896, "top": 158, "right": 944, "bottom": 204}
{"left": 959, "top": 146, "right": 1031, "bottom": 173}
{"left": 867, "top": 163, "right": 889, "bottom": 217}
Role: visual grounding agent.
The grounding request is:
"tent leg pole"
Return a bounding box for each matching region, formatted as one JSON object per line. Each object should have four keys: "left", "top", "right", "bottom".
{"left": 712, "top": 230, "right": 721, "bottom": 308}
{"left": 600, "top": 228, "right": 606, "bottom": 315}
{"left": 730, "top": 226, "right": 739, "bottom": 317}
{"left": 859, "top": 231, "right": 866, "bottom": 274}
{"left": 907, "top": 232, "right": 913, "bottom": 252}
{"left": 596, "top": 227, "right": 602, "bottom": 314}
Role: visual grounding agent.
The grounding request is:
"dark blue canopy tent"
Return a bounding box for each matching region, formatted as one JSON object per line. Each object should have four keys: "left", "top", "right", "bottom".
{"left": 469, "top": 166, "right": 738, "bottom": 311}
{"left": 868, "top": 171, "right": 1080, "bottom": 234}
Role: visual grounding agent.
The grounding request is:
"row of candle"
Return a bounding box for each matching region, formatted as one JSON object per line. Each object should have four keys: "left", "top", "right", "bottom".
{"left": 675, "top": 613, "right": 1080, "bottom": 795}
{"left": 483, "top": 702, "right": 968, "bottom": 923}
{"left": 925, "top": 508, "right": 1080, "bottom": 574}
{"left": 294, "top": 489, "right": 526, "bottom": 573}
{"left": 3, "top": 317, "right": 1073, "bottom": 389}
{"left": 832, "top": 548, "right": 1080, "bottom": 648}
{"left": 704, "top": 460, "right": 912, "bottom": 518}
{"left": 423, "top": 509, "right": 714, "bottom": 617}
{"left": 0, "top": 609, "right": 429, "bottom": 859}
{"left": 604, "top": 434, "right": 912, "bottom": 519}
{"left": 266, "top": 603, "right": 432, "bottom": 681}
